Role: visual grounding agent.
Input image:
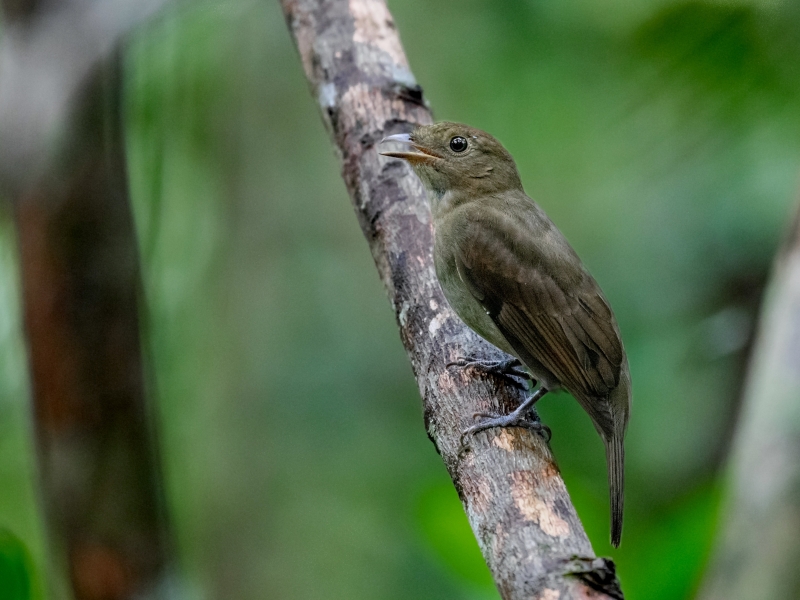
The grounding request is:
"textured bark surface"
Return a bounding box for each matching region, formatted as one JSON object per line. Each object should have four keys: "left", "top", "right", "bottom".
{"left": 698, "top": 206, "right": 800, "bottom": 600}
{"left": 279, "top": 1, "right": 623, "bottom": 598}
{"left": 1, "top": 1, "right": 173, "bottom": 593}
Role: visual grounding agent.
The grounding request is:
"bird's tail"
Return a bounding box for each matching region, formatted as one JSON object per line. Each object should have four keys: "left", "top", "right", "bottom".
{"left": 604, "top": 431, "right": 625, "bottom": 548}
{"left": 575, "top": 370, "right": 630, "bottom": 547}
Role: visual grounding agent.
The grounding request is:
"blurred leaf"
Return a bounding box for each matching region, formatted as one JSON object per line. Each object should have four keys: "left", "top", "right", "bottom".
{"left": 0, "top": 529, "right": 33, "bottom": 600}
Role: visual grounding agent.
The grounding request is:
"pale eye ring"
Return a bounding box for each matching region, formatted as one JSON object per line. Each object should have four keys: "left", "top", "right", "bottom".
{"left": 449, "top": 136, "right": 468, "bottom": 152}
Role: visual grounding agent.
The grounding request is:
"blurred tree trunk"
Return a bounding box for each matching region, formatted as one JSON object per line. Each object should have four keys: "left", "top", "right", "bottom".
{"left": 698, "top": 204, "right": 800, "bottom": 600}
{"left": 279, "top": 1, "right": 624, "bottom": 598}
{"left": 1, "top": 4, "right": 172, "bottom": 599}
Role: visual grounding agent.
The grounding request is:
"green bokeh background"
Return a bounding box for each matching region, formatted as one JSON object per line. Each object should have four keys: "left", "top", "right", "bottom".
{"left": 2, "top": 0, "right": 800, "bottom": 598}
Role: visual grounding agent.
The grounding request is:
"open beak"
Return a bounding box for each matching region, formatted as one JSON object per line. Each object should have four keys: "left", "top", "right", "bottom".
{"left": 379, "top": 133, "right": 438, "bottom": 163}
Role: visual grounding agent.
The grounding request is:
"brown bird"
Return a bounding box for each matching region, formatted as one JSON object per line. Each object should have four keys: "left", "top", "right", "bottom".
{"left": 381, "top": 122, "right": 631, "bottom": 547}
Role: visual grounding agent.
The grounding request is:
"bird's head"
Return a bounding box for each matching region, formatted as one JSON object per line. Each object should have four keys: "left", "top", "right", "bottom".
{"left": 380, "top": 122, "right": 522, "bottom": 197}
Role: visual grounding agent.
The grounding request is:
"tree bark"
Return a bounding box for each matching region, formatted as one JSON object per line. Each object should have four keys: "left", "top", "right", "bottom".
{"left": 697, "top": 204, "right": 800, "bottom": 600}
{"left": 279, "top": 1, "right": 623, "bottom": 598}
{"left": 1, "top": 5, "right": 173, "bottom": 599}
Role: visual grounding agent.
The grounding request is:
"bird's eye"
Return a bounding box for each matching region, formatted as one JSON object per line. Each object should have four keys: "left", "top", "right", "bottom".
{"left": 449, "top": 136, "right": 468, "bottom": 153}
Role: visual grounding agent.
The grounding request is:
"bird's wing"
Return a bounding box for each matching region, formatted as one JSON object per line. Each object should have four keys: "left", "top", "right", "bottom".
{"left": 454, "top": 208, "right": 623, "bottom": 399}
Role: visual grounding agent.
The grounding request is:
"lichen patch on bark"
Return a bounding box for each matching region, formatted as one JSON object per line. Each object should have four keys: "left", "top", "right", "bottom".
{"left": 435, "top": 368, "right": 459, "bottom": 394}
{"left": 349, "top": 0, "right": 408, "bottom": 67}
{"left": 428, "top": 313, "right": 445, "bottom": 337}
{"left": 492, "top": 429, "right": 516, "bottom": 452}
{"left": 339, "top": 83, "right": 408, "bottom": 136}
{"left": 510, "top": 471, "right": 570, "bottom": 539}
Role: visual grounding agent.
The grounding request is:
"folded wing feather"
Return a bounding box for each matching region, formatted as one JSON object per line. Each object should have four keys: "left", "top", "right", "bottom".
{"left": 454, "top": 212, "right": 623, "bottom": 401}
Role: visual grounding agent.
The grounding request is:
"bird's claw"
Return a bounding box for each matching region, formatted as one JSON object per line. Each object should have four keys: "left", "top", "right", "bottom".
{"left": 447, "top": 356, "right": 531, "bottom": 378}
{"left": 458, "top": 410, "right": 551, "bottom": 454}
{"left": 447, "top": 356, "right": 534, "bottom": 390}
{"left": 473, "top": 411, "right": 497, "bottom": 420}
{"left": 464, "top": 413, "right": 551, "bottom": 439}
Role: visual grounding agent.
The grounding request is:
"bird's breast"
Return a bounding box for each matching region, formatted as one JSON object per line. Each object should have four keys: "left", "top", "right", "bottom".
{"left": 433, "top": 225, "right": 518, "bottom": 358}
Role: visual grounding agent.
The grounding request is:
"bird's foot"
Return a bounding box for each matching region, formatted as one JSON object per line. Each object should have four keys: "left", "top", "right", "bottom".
{"left": 447, "top": 356, "right": 533, "bottom": 390}
{"left": 461, "top": 403, "right": 553, "bottom": 451}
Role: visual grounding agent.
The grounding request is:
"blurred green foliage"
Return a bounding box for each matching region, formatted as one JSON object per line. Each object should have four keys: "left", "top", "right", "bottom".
{"left": 1, "top": 0, "right": 800, "bottom": 598}
{"left": 0, "top": 220, "right": 44, "bottom": 599}
{"left": 0, "top": 528, "right": 37, "bottom": 600}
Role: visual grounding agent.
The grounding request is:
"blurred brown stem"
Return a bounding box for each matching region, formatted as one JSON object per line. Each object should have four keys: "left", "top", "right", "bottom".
{"left": 1, "top": 6, "right": 172, "bottom": 599}
{"left": 697, "top": 204, "right": 800, "bottom": 600}
{"left": 279, "top": 1, "right": 623, "bottom": 598}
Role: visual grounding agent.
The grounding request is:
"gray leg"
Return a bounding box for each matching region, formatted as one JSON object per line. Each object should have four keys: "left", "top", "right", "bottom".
{"left": 460, "top": 387, "right": 551, "bottom": 450}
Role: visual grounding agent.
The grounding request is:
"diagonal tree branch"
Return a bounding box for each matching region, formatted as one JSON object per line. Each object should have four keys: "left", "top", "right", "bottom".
{"left": 279, "top": 1, "right": 623, "bottom": 598}
{"left": 698, "top": 202, "right": 800, "bottom": 600}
